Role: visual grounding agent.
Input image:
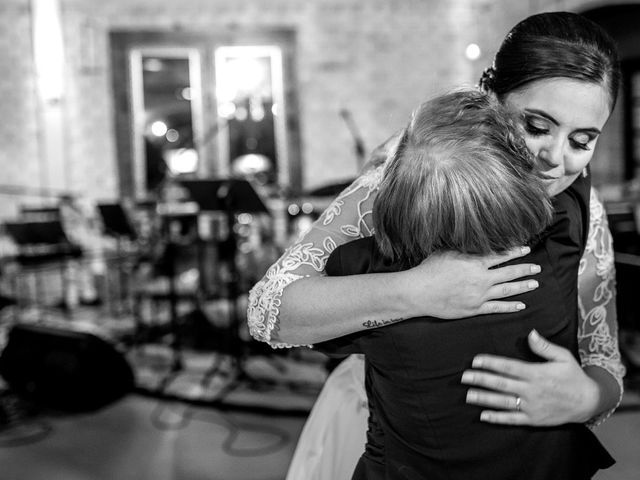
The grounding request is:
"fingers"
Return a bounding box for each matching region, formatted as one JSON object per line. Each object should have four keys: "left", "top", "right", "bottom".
{"left": 476, "top": 301, "right": 525, "bottom": 314}
{"left": 479, "top": 410, "right": 530, "bottom": 425}
{"left": 469, "top": 355, "right": 532, "bottom": 379}
{"left": 489, "top": 263, "right": 541, "bottom": 284}
{"left": 527, "top": 329, "right": 572, "bottom": 362}
{"left": 466, "top": 389, "right": 521, "bottom": 410}
{"left": 484, "top": 246, "right": 531, "bottom": 268}
{"left": 485, "top": 279, "right": 539, "bottom": 301}
{"left": 460, "top": 370, "right": 525, "bottom": 393}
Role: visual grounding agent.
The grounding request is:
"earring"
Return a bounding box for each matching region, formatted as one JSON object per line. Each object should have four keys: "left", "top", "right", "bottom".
{"left": 582, "top": 168, "right": 588, "bottom": 178}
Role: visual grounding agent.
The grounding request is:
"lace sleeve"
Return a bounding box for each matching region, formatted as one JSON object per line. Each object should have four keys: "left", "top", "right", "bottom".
{"left": 247, "top": 165, "right": 384, "bottom": 347}
{"left": 577, "top": 188, "right": 626, "bottom": 426}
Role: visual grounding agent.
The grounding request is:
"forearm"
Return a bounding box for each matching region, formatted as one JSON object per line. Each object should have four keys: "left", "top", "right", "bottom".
{"left": 251, "top": 246, "right": 541, "bottom": 347}
{"left": 277, "top": 272, "right": 409, "bottom": 345}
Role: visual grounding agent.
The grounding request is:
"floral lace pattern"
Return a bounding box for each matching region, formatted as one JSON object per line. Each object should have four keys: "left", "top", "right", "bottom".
{"left": 247, "top": 171, "right": 625, "bottom": 422}
{"left": 246, "top": 165, "right": 383, "bottom": 346}
{"left": 578, "top": 190, "right": 625, "bottom": 426}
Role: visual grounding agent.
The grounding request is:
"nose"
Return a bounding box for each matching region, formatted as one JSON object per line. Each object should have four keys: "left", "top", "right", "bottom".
{"left": 537, "top": 139, "right": 564, "bottom": 169}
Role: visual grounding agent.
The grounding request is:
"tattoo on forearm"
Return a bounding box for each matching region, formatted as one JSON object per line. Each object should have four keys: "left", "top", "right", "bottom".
{"left": 363, "top": 318, "right": 404, "bottom": 329}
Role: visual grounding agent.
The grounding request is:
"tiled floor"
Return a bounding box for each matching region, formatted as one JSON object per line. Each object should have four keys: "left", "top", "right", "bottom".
{"left": 0, "top": 304, "right": 638, "bottom": 480}
{"left": 0, "top": 394, "right": 306, "bottom": 480}
{"left": 0, "top": 390, "right": 638, "bottom": 480}
{"left": 0, "top": 304, "right": 320, "bottom": 480}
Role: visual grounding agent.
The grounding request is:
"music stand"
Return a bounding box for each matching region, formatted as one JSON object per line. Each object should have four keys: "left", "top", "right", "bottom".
{"left": 97, "top": 203, "right": 137, "bottom": 241}
{"left": 134, "top": 202, "right": 205, "bottom": 379}
{"left": 4, "top": 220, "right": 81, "bottom": 317}
{"left": 179, "top": 177, "right": 269, "bottom": 293}
{"left": 19, "top": 206, "right": 61, "bottom": 222}
{"left": 178, "top": 178, "right": 270, "bottom": 393}
{"left": 96, "top": 203, "right": 138, "bottom": 317}
{"left": 5, "top": 220, "right": 70, "bottom": 247}
{"left": 179, "top": 178, "right": 269, "bottom": 215}
{"left": 179, "top": 178, "right": 268, "bottom": 285}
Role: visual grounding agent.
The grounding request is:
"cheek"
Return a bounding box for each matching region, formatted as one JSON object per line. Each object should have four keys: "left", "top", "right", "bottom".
{"left": 565, "top": 150, "right": 594, "bottom": 175}
{"left": 523, "top": 136, "right": 541, "bottom": 157}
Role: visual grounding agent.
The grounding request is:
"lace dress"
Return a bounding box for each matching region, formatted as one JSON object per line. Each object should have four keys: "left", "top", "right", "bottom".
{"left": 248, "top": 163, "right": 625, "bottom": 480}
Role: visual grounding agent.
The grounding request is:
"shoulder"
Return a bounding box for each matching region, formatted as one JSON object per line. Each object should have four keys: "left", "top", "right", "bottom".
{"left": 326, "top": 237, "right": 377, "bottom": 277}
{"left": 554, "top": 172, "right": 591, "bottom": 212}
{"left": 552, "top": 172, "right": 592, "bottom": 248}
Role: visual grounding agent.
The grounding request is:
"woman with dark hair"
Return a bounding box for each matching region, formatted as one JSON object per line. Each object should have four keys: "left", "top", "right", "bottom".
{"left": 318, "top": 89, "right": 611, "bottom": 479}
{"left": 248, "top": 11, "right": 625, "bottom": 479}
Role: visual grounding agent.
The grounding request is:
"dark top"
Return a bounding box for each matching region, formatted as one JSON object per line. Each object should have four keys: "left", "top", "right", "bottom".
{"left": 317, "top": 174, "right": 614, "bottom": 480}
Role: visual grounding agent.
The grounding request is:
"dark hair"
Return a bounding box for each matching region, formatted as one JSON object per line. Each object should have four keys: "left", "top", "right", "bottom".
{"left": 479, "top": 12, "right": 621, "bottom": 110}
{"left": 373, "top": 89, "right": 552, "bottom": 267}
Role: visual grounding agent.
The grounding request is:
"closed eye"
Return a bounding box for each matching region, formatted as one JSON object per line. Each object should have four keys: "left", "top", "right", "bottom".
{"left": 523, "top": 114, "right": 550, "bottom": 137}
{"left": 570, "top": 132, "right": 595, "bottom": 151}
{"left": 525, "top": 123, "right": 548, "bottom": 136}
{"left": 570, "top": 139, "right": 591, "bottom": 151}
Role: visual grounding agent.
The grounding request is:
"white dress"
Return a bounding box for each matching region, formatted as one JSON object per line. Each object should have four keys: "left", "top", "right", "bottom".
{"left": 248, "top": 154, "right": 625, "bottom": 479}
{"left": 285, "top": 354, "right": 367, "bottom": 480}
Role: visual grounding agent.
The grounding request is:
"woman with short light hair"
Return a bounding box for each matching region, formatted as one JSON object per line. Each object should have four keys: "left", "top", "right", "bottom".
{"left": 317, "top": 89, "right": 612, "bottom": 479}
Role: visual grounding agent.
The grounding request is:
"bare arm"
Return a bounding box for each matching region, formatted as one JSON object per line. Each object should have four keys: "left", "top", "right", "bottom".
{"left": 280, "top": 249, "right": 541, "bottom": 345}
{"left": 248, "top": 160, "right": 541, "bottom": 348}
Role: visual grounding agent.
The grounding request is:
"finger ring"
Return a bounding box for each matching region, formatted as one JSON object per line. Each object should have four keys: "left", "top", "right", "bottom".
{"left": 515, "top": 396, "right": 522, "bottom": 412}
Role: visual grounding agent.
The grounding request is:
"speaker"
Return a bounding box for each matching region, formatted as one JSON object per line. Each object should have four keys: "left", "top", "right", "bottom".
{"left": 0, "top": 323, "right": 134, "bottom": 412}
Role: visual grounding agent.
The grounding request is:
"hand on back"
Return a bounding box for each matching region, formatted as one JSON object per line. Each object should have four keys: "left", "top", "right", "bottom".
{"left": 401, "top": 246, "right": 541, "bottom": 319}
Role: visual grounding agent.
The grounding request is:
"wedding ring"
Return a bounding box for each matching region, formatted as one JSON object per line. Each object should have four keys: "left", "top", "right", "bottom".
{"left": 515, "top": 396, "right": 522, "bottom": 412}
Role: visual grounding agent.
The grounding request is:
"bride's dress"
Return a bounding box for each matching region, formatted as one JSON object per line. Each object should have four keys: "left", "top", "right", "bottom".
{"left": 286, "top": 354, "right": 367, "bottom": 480}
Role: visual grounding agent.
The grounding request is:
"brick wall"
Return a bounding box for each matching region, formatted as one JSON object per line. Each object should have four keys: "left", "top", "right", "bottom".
{"left": 65, "top": 0, "right": 480, "bottom": 195}
{"left": 0, "top": 0, "right": 42, "bottom": 218}
{"left": 0, "top": 0, "right": 635, "bottom": 218}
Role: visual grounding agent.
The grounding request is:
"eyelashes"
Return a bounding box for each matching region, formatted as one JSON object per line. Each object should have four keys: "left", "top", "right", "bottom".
{"left": 571, "top": 133, "right": 592, "bottom": 150}
{"left": 570, "top": 140, "right": 591, "bottom": 151}
{"left": 524, "top": 123, "right": 548, "bottom": 136}
{"left": 523, "top": 121, "right": 593, "bottom": 152}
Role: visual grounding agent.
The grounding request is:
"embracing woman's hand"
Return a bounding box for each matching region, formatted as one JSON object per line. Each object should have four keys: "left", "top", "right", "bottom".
{"left": 461, "top": 330, "right": 601, "bottom": 426}
{"left": 401, "top": 246, "right": 542, "bottom": 319}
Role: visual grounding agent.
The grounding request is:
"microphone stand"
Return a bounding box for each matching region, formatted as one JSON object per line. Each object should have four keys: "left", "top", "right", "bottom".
{"left": 339, "top": 109, "right": 366, "bottom": 171}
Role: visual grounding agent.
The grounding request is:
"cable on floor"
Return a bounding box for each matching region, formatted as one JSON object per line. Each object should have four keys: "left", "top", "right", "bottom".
{"left": 149, "top": 400, "right": 291, "bottom": 457}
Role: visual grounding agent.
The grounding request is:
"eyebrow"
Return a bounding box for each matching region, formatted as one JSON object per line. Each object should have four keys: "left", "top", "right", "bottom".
{"left": 524, "top": 108, "right": 602, "bottom": 135}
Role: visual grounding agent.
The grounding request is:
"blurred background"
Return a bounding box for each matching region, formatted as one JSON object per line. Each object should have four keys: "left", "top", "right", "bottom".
{"left": 0, "top": 0, "right": 639, "bottom": 479}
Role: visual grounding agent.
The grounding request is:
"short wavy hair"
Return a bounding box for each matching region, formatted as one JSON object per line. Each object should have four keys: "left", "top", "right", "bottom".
{"left": 373, "top": 89, "right": 553, "bottom": 267}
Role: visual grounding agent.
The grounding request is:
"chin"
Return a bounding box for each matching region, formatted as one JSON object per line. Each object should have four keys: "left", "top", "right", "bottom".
{"left": 546, "top": 183, "right": 564, "bottom": 197}
{"left": 546, "top": 175, "right": 580, "bottom": 197}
